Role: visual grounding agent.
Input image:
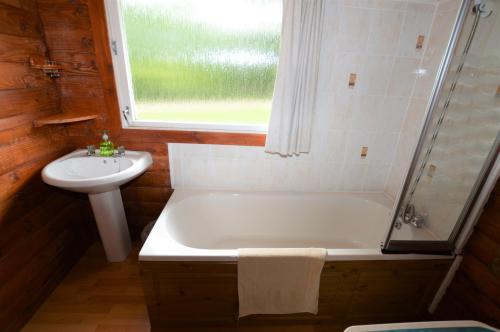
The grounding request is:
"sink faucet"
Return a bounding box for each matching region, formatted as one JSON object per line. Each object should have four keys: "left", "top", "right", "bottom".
{"left": 115, "top": 146, "right": 125, "bottom": 157}
{"left": 402, "top": 204, "right": 426, "bottom": 228}
{"left": 87, "top": 145, "right": 96, "bottom": 156}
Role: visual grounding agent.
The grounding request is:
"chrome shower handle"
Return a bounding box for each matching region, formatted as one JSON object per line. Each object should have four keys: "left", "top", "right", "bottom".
{"left": 403, "top": 204, "right": 415, "bottom": 224}
{"left": 402, "top": 203, "right": 425, "bottom": 228}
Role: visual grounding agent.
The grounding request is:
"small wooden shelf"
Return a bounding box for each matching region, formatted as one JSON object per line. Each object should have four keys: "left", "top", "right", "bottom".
{"left": 34, "top": 111, "right": 99, "bottom": 127}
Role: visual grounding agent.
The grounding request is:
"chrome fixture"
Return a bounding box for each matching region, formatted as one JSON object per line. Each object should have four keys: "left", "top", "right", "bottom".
{"left": 87, "top": 145, "right": 96, "bottom": 156}
{"left": 394, "top": 220, "right": 402, "bottom": 230}
{"left": 473, "top": 0, "right": 493, "bottom": 18}
{"left": 116, "top": 146, "right": 126, "bottom": 157}
{"left": 401, "top": 204, "right": 425, "bottom": 228}
{"left": 411, "top": 214, "right": 426, "bottom": 229}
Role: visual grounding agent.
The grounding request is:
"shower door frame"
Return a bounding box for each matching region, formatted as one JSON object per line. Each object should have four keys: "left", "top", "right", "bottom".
{"left": 382, "top": 0, "right": 500, "bottom": 255}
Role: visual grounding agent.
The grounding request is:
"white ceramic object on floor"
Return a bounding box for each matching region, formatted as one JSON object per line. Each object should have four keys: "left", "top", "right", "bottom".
{"left": 344, "top": 320, "right": 498, "bottom": 332}
{"left": 42, "top": 149, "right": 153, "bottom": 262}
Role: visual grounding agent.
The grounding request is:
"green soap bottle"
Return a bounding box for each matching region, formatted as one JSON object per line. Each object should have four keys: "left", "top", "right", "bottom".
{"left": 99, "top": 130, "right": 115, "bottom": 157}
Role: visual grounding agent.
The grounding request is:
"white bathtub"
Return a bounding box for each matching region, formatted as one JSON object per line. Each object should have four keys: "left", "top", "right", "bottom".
{"left": 139, "top": 189, "right": 451, "bottom": 261}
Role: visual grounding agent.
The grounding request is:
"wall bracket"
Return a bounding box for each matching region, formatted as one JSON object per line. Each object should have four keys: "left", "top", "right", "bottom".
{"left": 29, "top": 55, "right": 62, "bottom": 78}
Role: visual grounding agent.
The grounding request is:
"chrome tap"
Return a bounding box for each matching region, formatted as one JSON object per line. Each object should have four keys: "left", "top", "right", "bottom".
{"left": 86, "top": 145, "right": 96, "bottom": 156}
{"left": 115, "top": 146, "right": 125, "bottom": 157}
{"left": 402, "top": 203, "right": 425, "bottom": 228}
{"left": 410, "top": 214, "right": 425, "bottom": 228}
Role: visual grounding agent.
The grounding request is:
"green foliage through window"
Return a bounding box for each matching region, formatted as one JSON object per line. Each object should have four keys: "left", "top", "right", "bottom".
{"left": 121, "top": 0, "right": 282, "bottom": 125}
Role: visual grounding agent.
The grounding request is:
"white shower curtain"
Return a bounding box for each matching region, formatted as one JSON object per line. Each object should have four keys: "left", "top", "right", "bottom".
{"left": 265, "top": 0, "right": 325, "bottom": 157}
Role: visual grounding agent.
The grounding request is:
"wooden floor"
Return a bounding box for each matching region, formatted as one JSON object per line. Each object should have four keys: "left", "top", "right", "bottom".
{"left": 22, "top": 243, "right": 149, "bottom": 332}
{"left": 22, "top": 242, "right": 346, "bottom": 332}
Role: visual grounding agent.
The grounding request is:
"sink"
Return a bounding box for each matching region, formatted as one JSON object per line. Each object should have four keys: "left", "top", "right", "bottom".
{"left": 42, "top": 149, "right": 153, "bottom": 262}
{"left": 42, "top": 149, "right": 152, "bottom": 193}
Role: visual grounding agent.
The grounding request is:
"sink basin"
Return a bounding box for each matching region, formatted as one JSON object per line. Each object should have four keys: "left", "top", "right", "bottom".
{"left": 42, "top": 149, "right": 152, "bottom": 194}
{"left": 42, "top": 149, "right": 153, "bottom": 262}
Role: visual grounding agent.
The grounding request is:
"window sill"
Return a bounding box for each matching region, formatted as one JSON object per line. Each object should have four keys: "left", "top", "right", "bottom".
{"left": 118, "top": 126, "right": 266, "bottom": 147}
{"left": 125, "top": 120, "right": 267, "bottom": 134}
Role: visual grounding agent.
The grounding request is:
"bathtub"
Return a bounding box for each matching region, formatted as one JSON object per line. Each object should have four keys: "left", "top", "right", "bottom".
{"left": 139, "top": 189, "right": 453, "bottom": 328}
{"left": 139, "top": 189, "right": 449, "bottom": 261}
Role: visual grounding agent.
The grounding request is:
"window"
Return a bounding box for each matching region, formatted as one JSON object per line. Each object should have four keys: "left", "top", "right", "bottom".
{"left": 105, "top": 0, "right": 282, "bottom": 132}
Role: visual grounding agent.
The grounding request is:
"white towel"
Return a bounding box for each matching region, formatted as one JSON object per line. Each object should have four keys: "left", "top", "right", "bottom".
{"left": 237, "top": 248, "right": 327, "bottom": 318}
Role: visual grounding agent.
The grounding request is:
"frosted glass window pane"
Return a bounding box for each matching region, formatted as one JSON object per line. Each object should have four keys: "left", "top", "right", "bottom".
{"left": 121, "top": 0, "right": 282, "bottom": 125}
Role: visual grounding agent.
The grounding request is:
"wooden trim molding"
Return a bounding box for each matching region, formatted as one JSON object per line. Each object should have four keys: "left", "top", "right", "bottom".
{"left": 86, "top": 0, "right": 266, "bottom": 147}
{"left": 87, "top": 0, "right": 122, "bottom": 135}
{"left": 119, "top": 129, "right": 266, "bottom": 146}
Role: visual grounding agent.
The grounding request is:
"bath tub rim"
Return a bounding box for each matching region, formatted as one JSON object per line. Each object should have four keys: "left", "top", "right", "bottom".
{"left": 139, "top": 189, "right": 453, "bottom": 262}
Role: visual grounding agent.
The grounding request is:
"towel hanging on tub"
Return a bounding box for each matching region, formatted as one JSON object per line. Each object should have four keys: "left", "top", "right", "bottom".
{"left": 237, "top": 248, "right": 327, "bottom": 318}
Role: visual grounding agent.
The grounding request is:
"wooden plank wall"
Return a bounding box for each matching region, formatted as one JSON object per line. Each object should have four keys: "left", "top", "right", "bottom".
{"left": 34, "top": 0, "right": 171, "bottom": 235}
{"left": 140, "top": 259, "right": 453, "bottom": 328}
{"left": 37, "top": 0, "right": 266, "bottom": 236}
{"left": 0, "top": 1, "right": 96, "bottom": 331}
{"left": 434, "top": 180, "right": 500, "bottom": 327}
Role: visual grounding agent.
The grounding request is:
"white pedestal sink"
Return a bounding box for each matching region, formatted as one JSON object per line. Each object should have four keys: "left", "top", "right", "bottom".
{"left": 42, "top": 149, "right": 153, "bottom": 262}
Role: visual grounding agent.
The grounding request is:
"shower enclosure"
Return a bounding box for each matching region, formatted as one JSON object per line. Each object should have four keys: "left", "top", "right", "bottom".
{"left": 383, "top": 0, "right": 500, "bottom": 254}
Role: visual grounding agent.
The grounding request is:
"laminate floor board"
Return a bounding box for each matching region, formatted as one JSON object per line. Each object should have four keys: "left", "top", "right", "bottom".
{"left": 22, "top": 242, "right": 345, "bottom": 332}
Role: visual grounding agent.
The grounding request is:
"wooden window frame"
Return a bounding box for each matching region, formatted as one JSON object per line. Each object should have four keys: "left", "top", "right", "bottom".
{"left": 98, "top": 0, "right": 269, "bottom": 142}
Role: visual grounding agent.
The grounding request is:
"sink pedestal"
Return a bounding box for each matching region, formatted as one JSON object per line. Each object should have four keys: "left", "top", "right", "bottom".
{"left": 41, "top": 149, "right": 153, "bottom": 262}
{"left": 88, "top": 189, "right": 131, "bottom": 262}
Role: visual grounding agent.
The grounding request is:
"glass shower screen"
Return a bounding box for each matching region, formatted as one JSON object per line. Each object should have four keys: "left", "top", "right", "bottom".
{"left": 383, "top": 0, "right": 500, "bottom": 254}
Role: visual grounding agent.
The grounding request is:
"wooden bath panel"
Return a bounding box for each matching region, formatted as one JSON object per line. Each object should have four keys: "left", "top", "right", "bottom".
{"left": 140, "top": 259, "right": 453, "bottom": 328}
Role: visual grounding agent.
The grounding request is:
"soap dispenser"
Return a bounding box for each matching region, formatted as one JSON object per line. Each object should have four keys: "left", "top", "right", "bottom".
{"left": 99, "top": 130, "right": 115, "bottom": 157}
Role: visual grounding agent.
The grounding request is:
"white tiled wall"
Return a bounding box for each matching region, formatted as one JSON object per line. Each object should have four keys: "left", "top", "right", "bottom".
{"left": 170, "top": 143, "right": 397, "bottom": 192}
{"left": 170, "top": 0, "right": 460, "bottom": 194}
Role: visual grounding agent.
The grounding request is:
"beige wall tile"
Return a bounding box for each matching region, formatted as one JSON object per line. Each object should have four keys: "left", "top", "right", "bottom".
{"left": 366, "top": 9, "right": 405, "bottom": 54}
{"left": 425, "top": 8, "right": 458, "bottom": 57}
{"left": 398, "top": 2, "right": 436, "bottom": 56}
{"left": 413, "top": 54, "right": 442, "bottom": 99}
{"left": 360, "top": 55, "right": 394, "bottom": 94}
{"left": 336, "top": 6, "right": 373, "bottom": 52}
{"left": 387, "top": 57, "right": 421, "bottom": 97}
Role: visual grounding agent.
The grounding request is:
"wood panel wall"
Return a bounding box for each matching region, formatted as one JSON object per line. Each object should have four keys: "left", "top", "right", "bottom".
{"left": 434, "top": 180, "right": 500, "bottom": 327}
{"left": 0, "top": 1, "right": 95, "bottom": 331}
{"left": 37, "top": 0, "right": 266, "bottom": 236}
{"left": 141, "top": 259, "right": 453, "bottom": 329}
